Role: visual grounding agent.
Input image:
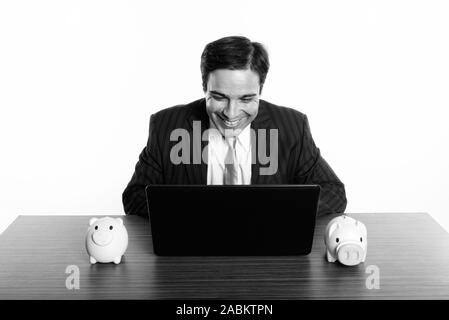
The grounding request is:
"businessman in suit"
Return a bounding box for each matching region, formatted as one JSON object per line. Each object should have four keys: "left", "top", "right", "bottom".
{"left": 123, "top": 36, "right": 347, "bottom": 217}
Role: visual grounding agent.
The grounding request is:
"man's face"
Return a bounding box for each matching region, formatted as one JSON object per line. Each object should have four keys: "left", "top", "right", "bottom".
{"left": 205, "top": 69, "right": 260, "bottom": 137}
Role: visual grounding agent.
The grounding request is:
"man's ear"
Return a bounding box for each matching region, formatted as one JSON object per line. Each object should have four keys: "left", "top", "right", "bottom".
{"left": 116, "top": 218, "right": 123, "bottom": 225}
{"left": 89, "top": 217, "right": 98, "bottom": 226}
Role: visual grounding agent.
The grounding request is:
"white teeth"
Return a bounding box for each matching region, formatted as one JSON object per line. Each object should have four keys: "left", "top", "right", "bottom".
{"left": 224, "top": 119, "right": 240, "bottom": 127}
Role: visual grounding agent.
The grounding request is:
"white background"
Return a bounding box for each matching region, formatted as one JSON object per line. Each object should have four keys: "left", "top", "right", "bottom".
{"left": 1, "top": 0, "right": 448, "bottom": 234}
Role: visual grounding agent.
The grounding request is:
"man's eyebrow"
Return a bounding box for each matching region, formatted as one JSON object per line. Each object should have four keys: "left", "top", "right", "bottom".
{"left": 210, "top": 91, "right": 257, "bottom": 99}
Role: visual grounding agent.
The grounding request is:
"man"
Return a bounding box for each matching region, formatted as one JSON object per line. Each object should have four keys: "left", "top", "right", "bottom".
{"left": 123, "top": 36, "right": 347, "bottom": 217}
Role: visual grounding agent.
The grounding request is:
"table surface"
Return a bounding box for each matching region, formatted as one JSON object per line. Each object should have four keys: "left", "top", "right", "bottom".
{"left": 1, "top": 212, "right": 449, "bottom": 299}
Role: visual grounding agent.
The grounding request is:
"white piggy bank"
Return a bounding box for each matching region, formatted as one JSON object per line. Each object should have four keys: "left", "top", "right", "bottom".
{"left": 324, "top": 215, "right": 367, "bottom": 266}
{"left": 85, "top": 217, "right": 128, "bottom": 264}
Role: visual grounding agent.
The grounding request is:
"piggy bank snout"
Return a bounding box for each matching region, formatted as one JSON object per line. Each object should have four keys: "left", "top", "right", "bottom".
{"left": 92, "top": 231, "right": 113, "bottom": 246}
{"left": 337, "top": 242, "right": 365, "bottom": 266}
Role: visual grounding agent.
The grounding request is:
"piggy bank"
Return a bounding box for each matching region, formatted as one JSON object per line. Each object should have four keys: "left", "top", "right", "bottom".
{"left": 324, "top": 215, "right": 367, "bottom": 266}
{"left": 85, "top": 217, "right": 128, "bottom": 264}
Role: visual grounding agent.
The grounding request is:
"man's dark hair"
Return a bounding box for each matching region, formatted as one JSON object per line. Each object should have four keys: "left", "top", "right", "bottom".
{"left": 200, "top": 36, "right": 270, "bottom": 93}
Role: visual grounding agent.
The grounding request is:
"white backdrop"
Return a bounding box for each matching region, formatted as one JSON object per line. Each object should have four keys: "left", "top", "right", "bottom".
{"left": 1, "top": 0, "right": 448, "bottom": 234}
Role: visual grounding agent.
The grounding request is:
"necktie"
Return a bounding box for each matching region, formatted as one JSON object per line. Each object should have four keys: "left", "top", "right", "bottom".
{"left": 224, "top": 136, "right": 238, "bottom": 185}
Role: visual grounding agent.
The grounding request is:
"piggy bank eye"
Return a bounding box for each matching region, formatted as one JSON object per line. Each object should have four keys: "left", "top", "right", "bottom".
{"left": 360, "top": 237, "right": 363, "bottom": 242}
{"left": 94, "top": 226, "right": 98, "bottom": 230}
{"left": 336, "top": 238, "right": 339, "bottom": 243}
{"left": 109, "top": 226, "right": 113, "bottom": 230}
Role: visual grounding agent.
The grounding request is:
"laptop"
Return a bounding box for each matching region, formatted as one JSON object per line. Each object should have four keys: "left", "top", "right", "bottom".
{"left": 145, "top": 185, "right": 321, "bottom": 256}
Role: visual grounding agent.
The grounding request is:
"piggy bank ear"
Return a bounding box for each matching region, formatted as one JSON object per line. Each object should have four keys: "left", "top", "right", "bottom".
{"left": 116, "top": 218, "right": 123, "bottom": 225}
{"left": 328, "top": 223, "right": 340, "bottom": 237}
{"left": 89, "top": 217, "right": 98, "bottom": 226}
{"left": 357, "top": 220, "right": 367, "bottom": 235}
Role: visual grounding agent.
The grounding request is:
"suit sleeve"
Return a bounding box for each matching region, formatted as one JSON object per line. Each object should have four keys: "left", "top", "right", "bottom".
{"left": 122, "top": 114, "right": 164, "bottom": 217}
{"left": 294, "top": 114, "right": 347, "bottom": 216}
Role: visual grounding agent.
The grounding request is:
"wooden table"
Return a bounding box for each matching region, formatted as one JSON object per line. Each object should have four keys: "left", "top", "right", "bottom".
{"left": 1, "top": 213, "right": 449, "bottom": 299}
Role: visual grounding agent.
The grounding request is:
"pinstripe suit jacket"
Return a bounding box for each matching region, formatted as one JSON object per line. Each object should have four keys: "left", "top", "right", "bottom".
{"left": 122, "top": 98, "right": 347, "bottom": 217}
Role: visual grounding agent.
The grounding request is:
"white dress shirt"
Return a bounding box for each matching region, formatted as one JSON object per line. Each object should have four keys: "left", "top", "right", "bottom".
{"left": 207, "top": 120, "right": 252, "bottom": 185}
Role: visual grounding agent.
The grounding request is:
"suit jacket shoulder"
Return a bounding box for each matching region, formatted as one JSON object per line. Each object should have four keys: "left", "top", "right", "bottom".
{"left": 259, "top": 99, "right": 306, "bottom": 128}
{"left": 257, "top": 99, "right": 310, "bottom": 148}
{"left": 150, "top": 98, "right": 205, "bottom": 132}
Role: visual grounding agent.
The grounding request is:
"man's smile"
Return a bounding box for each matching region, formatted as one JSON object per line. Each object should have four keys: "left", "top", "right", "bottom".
{"left": 217, "top": 114, "right": 247, "bottom": 128}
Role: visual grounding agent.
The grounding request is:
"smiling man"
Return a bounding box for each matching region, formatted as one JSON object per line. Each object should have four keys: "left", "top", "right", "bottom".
{"left": 123, "top": 36, "right": 347, "bottom": 217}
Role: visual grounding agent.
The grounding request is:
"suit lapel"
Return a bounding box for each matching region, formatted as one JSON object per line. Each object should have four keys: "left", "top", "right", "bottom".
{"left": 251, "top": 100, "right": 272, "bottom": 184}
{"left": 184, "top": 99, "right": 209, "bottom": 185}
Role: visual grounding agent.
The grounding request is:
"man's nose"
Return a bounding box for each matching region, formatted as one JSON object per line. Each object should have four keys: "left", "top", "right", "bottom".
{"left": 223, "top": 100, "right": 240, "bottom": 119}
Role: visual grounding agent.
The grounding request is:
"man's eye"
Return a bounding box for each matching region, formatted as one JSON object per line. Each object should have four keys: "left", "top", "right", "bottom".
{"left": 241, "top": 99, "right": 252, "bottom": 103}
{"left": 212, "top": 96, "right": 225, "bottom": 101}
